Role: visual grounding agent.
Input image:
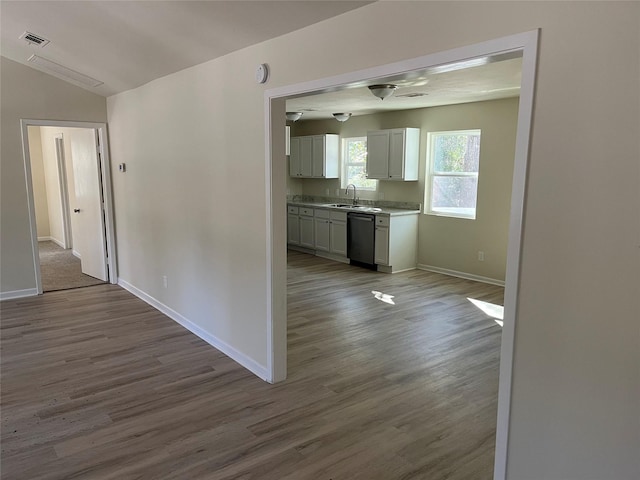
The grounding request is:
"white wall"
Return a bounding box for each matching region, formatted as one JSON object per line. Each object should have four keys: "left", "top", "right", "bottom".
{"left": 0, "top": 1, "right": 636, "bottom": 478}
{"left": 27, "top": 127, "right": 51, "bottom": 238}
{"left": 38, "top": 126, "right": 90, "bottom": 255}
{"left": 107, "top": 2, "right": 639, "bottom": 479}
{"left": 0, "top": 57, "right": 107, "bottom": 294}
{"left": 38, "top": 127, "right": 66, "bottom": 246}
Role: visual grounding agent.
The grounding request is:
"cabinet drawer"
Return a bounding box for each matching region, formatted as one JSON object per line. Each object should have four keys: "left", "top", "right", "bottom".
{"left": 288, "top": 206, "right": 299, "bottom": 214}
{"left": 300, "top": 207, "right": 314, "bottom": 216}
{"left": 376, "top": 215, "right": 390, "bottom": 227}
{"left": 314, "top": 209, "right": 330, "bottom": 219}
{"left": 330, "top": 211, "right": 347, "bottom": 222}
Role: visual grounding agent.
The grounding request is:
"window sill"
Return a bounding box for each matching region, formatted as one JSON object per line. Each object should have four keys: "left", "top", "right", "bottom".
{"left": 424, "top": 209, "right": 476, "bottom": 220}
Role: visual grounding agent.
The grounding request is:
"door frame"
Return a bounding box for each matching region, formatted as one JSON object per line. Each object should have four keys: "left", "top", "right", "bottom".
{"left": 54, "top": 134, "right": 73, "bottom": 250}
{"left": 21, "top": 119, "right": 118, "bottom": 293}
{"left": 263, "top": 30, "right": 539, "bottom": 480}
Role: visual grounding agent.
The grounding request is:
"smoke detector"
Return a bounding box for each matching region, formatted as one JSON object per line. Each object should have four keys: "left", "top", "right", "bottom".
{"left": 19, "top": 31, "right": 50, "bottom": 47}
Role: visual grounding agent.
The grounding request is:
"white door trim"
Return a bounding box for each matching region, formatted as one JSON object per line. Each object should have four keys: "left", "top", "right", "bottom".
{"left": 264, "top": 30, "right": 539, "bottom": 480}
{"left": 54, "top": 135, "right": 73, "bottom": 249}
{"left": 20, "top": 119, "right": 118, "bottom": 293}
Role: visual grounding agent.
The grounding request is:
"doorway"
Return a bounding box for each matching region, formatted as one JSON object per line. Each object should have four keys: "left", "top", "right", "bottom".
{"left": 265, "top": 31, "right": 539, "bottom": 480}
{"left": 21, "top": 120, "right": 118, "bottom": 294}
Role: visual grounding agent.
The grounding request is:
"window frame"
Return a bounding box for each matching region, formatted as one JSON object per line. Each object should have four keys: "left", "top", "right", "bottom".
{"left": 425, "top": 129, "right": 482, "bottom": 220}
{"left": 341, "top": 136, "right": 377, "bottom": 191}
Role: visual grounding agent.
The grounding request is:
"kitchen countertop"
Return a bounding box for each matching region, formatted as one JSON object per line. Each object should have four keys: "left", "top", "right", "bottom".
{"left": 287, "top": 201, "right": 420, "bottom": 216}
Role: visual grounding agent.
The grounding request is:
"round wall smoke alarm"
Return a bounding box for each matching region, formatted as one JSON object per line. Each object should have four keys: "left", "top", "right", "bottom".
{"left": 255, "top": 64, "right": 269, "bottom": 84}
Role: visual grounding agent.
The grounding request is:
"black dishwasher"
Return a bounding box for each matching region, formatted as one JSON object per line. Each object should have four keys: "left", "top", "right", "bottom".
{"left": 347, "top": 212, "right": 376, "bottom": 268}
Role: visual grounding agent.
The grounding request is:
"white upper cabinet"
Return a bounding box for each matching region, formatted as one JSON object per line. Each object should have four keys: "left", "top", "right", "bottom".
{"left": 366, "top": 128, "right": 420, "bottom": 181}
{"left": 289, "top": 134, "right": 339, "bottom": 178}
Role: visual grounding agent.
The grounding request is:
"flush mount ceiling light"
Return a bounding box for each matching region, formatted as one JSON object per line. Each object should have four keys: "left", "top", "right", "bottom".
{"left": 27, "top": 55, "right": 103, "bottom": 87}
{"left": 368, "top": 84, "right": 398, "bottom": 100}
{"left": 286, "top": 112, "right": 303, "bottom": 122}
{"left": 332, "top": 113, "right": 352, "bottom": 122}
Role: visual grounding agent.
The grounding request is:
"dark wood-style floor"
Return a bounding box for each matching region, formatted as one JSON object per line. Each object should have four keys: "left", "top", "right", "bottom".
{"left": 1, "top": 251, "right": 504, "bottom": 479}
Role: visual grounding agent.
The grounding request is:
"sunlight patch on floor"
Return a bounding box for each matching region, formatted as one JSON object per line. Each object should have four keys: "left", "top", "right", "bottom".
{"left": 467, "top": 297, "right": 504, "bottom": 326}
{"left": 371, "top": 290, "right": 395, "bottom": 305}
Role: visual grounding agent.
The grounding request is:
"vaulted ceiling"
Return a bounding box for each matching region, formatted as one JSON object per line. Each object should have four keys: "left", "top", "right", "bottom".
{"left": 0, "top": 0, "right": 372, "bottom": 97}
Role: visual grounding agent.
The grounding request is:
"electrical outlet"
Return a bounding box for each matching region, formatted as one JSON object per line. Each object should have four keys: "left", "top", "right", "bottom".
{"left": 478, "top": 251, "right": 485, "bottom": 261}
{"left": 162, "top": 275, "right": 168, "bottom": 288}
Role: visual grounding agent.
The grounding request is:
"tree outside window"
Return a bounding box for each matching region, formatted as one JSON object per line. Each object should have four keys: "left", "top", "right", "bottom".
{"left": 426, "top": 130, "right": 481, "bottom": 219}
{"left": 341, "top": 137, "right": 377, "bottom": 190}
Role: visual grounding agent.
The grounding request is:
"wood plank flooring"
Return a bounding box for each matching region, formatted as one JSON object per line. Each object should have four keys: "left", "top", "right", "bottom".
{"left": 1, "top": 251, "right": 504, "bottom": 479}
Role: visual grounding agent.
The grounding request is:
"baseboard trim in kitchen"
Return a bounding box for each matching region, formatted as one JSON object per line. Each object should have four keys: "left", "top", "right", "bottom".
{"left": 417, "top": 264, "right": 505, "bottom": 287}
{"left": 0, "top": 288, "right": 39, "bottom": 301}
{"left": 117, "top": 279, "right": 269, "bottom": 381}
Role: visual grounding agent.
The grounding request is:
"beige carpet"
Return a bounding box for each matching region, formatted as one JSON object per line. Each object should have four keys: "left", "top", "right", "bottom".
{"left": 39, "top": 241, "right": 106, "bottom": 292}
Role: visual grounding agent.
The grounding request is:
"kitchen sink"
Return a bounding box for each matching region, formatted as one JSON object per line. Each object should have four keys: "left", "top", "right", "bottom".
{"left": 324, "top": 203, "right": 382, "bottom": 212}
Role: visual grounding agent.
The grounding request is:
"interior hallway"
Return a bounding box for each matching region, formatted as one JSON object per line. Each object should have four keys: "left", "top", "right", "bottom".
{"left": 1, "top": 251, "right": 504, "bottom": 479}
{"left": 38, "top": 240, "right": 105, "bottom": 292}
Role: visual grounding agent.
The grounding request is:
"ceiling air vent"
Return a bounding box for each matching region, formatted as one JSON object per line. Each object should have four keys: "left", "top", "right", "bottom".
{"left": 19, "top": 31, "right": 50, "bottom": 47}
{"left": 396, "top": 92, "right": 429, "bottom": 98}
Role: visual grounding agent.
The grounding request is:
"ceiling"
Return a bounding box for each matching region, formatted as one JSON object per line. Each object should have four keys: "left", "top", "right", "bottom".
{"left": 286, "top": 55, "right": 523, "bottom": 121}
{"left": 0, "top": 0, "right": 372, "bottom": 97}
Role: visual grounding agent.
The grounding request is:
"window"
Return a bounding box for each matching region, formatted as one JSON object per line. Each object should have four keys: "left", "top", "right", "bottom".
{"left": 425, "top": 129, "right": 481, "bottom": 219}
{"left": 341, "top": 137, "right": 377, "bottom": 190}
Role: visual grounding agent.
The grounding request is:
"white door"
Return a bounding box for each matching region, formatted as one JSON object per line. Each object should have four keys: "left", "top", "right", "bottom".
{"left": 70, "top": 129, "right": 108, "bottom": 281}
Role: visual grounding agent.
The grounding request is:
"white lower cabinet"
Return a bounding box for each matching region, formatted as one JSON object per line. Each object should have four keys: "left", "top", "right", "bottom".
{"left": 289, "top": 204, "right": 418, "bottom": 270}
{"left": 314, "top": 209, "right": 330, "bottom": 252}
{"left": 299, "top": 215, "right": 314, "bottom": 249}
{"left": 287, "top": 206, "right": 300, "bottom": 245}
{"left": 374, "top": 225, "right": 389, "bottom": 265}
{"left": 329, "top": 212, "right": 347, "bottom": 256}
{"left": 374, "top": 214, "right": 418, "bottom": 273}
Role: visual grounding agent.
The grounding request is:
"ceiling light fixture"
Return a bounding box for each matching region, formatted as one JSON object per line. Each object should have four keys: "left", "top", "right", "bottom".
{"left": 286, "top": 112, "right": 303, "bottom": 122}
{"left": 27, "top": 55, "right": 103, "bottom": 87}
{"left": 332, "top": 113, "right": 352, "bottom": 122}
{"left": 368, "top": 84, "right": 397, "bottom": 100}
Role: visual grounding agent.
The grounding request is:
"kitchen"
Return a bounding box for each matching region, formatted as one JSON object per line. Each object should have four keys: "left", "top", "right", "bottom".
{"left": 284, "top": 55, "right": 521, "bottom": 283}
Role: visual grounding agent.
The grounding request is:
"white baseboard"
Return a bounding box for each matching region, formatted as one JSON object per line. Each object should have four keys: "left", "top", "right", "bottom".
{"left": 117, "top": 279, "right": 269, "bottom": 381}
{"left": 417, "top": 264, "right": 505, "bottom": 287}
{"left": 0, "top": 288, "right": 39, "bottom": 301}
{"left": 38, "top": 236, "right": 51, "bottom": 242}
{"left": 72, "top": 250, "right": 81, "bottom": 259}
{"left": 315, "top": 251, "right": 350, "bottom": 264}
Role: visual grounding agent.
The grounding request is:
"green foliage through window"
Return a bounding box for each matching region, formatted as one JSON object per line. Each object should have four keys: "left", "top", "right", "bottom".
{"left": 342, "top": 137, "right": 377, "bottom": 190}
{"left": 426, "top": 130, "right": 481, "bottom": 219}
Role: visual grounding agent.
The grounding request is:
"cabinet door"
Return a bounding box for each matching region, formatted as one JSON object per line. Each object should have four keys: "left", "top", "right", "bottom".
{"left": 374, "top": 226, "right": 389, "bottom": 265}
{"left": 287, "top": 214, "right": 300, "bottom": 244}
{"left": 289, "top": 137, "right": 301, "bottom": 177}
{"left": 312, "top": 136, "right": 325, "bottom": 178}
{"left": 300, "top": 136, "right": 313, "bottom": 177}
{"left": 330, "top": 220, "right": 347, "bottom": 256}
{"left": 366, "top": 130, "right": 390, "bottom": 179}
{"left": 388, "top": 129, "right": 406, "bottom": 179}
{"left": 299, "top": 215, "right": 314, "bottom": 248}
{"left": 314, "top": 218, "right": 330, "bottom": 252}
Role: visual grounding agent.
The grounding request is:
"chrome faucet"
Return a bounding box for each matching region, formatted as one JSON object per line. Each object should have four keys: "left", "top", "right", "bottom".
{"left": 345, "top": 184, "right": 357, "bottom": 205}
